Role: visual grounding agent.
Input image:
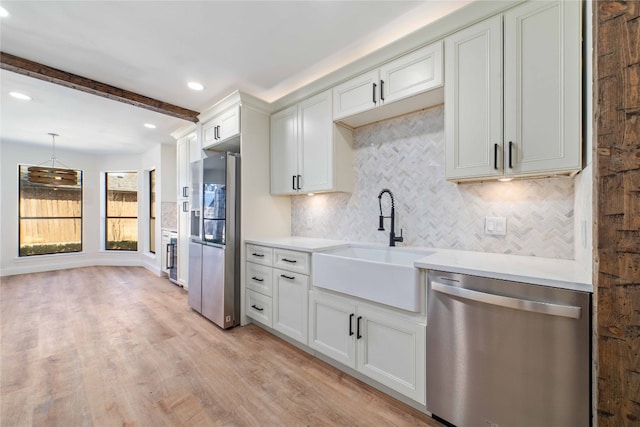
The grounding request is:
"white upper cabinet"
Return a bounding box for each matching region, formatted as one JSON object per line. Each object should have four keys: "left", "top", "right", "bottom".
{"left": 445, "top": 15, "right": 503, "bottom": 180}
{"left": 270, "top": 89, "right": 353, "bottom": 195}
{"left": 202, "top": 104, "right": 240, "bottom": 151}
{"left": 379, "top": 42, "right": 443, "bottom": 105}
{"left": 270, "top": 105, "right": 298, "bottom": 195}
{"left": 445, "top": 0, "right": 581, "bottom": 182}
{"left": 504, "top": 0, "right": 581, "bottom": 176}
{"left": 298, "top": 91, "right": 334, "bottom": 193}
{"left": 333, "top": 42, "right": 443, "bottom": 127}
{"left": 332, "top": 70, "right": 380, "bottom": 121}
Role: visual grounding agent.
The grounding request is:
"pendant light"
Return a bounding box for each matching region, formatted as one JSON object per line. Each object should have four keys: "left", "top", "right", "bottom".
{"left": 27, "top": 133, "right": 79, "bottom": 186}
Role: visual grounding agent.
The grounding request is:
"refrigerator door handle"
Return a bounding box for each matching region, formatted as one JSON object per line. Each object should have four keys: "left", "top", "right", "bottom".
{"left": 431, "top": 281, "right": 582, "bottom": 319}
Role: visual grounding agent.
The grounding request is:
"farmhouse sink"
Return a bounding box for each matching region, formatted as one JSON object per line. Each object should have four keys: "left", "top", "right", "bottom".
{"left": 312, "top": 245, "right": 433, "bottom": 312}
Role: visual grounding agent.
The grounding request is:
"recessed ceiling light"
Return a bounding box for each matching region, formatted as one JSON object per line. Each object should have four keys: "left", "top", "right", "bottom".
{"left": 0, "top": 7, "right": 9, "bottom": 17}
{"left": 188, "top": 82, "right": 205, "bottom": 91}
{"left": 10, "top": 92, "right": 31, "bottom": 101}
{"left": 144, "top": 123, "right": 157, "bottom": 129}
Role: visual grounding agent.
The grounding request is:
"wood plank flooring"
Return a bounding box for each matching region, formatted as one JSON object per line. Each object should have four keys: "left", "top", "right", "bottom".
{"left": 1, "top": 266, "right": 441, "bottom": 426}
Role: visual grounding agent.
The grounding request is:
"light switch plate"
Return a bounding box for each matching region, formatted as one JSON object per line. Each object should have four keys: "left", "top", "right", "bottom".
{"left": 485, "top": 216, "right": 507, "bottom": 236}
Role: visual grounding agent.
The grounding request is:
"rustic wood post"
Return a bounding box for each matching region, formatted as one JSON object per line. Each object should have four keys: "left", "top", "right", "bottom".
{"left": 594, "top": 1, "right": 640, "bottom": 425}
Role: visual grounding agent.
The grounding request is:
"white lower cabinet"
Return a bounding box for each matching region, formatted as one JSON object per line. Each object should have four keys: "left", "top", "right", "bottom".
{"left": 273, "top": 268, "right": 308, "bottom": 344}
{"left": 309, "top": 290, "right": 426, "bottom": 405}
{"left": 245, "top": 244, "right": 310, "bottom": 345}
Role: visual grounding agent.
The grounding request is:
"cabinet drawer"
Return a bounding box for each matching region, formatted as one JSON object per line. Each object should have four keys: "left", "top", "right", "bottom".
{"left": 246, "top": 262, "right": 273, "bottom": 297}
{"left": 246, "top": 289, "right": 272, "bottom": 327}
{"left": 246, "top": 244, "right": 273, "bottom": 266}
{"left": 274, "top": 248, "right": 310, "bottom": 274}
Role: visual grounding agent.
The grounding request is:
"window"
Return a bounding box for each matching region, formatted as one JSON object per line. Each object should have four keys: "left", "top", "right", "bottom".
{"left": 149, "top": 169, "right": 156, "bottom": 254}
{"left": 18, "top": 165, "right": 83, "bottom": 256}
{"left": 105, "top": 172, "right": 138, "bottom": 251}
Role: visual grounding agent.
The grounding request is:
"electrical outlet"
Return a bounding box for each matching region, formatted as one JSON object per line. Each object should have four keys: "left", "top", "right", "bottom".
{"left": 485, "top": 216, "right": 507, "bottom": 236}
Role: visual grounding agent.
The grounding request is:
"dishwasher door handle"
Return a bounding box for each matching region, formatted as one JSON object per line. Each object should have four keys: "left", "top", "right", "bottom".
{"left": 431, "top": 281, "right": 582, "bottom": 319}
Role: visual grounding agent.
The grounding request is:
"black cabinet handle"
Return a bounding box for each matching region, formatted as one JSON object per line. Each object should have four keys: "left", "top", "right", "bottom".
{"left": 372, "top": 82, "right": 377, "bottom": 104}
{"left": 251, "top": 276, "right": 264, "bottom": 282}
{"left": 494, "top": 143, "right": 499, "bottom": 170}
{"left": 292, "top": 175, "right": 296, "bottom": 191}
{"left": 182, "top": 201, "right": 189, "bottom": 212}
{"left": 280, "top": 274, "right": 295, "bottom": 280}
{"left": 282, "top": 258, "right": 297, "bottom": 263}
{"left": 166, "top": 243, "right": 172, "bottom": 269}
{"left": 349, "top": 313, "right": 354, "bottom": 336}
{"left": 380, "top": 80, "right": 385, "bottom": 102}
{"left": 215, "top": 125, "right": 221, "bottom": 140}
{"left": 182, "top": 186, "right": 189, "bottom": 197}
{"left": 251, "top": 253, "right": 265, "bottom": 258}
{"left": 356, "top": 316, "right": 362, "bottom": 339}
{"left": 297, "top": 175, "right": 302, "bottom": 190}
{"left": 251, "top": 304, "right": 264, "bottom": 312}
{"left": 508, "top": 141, "right": 514, "bottom": 168}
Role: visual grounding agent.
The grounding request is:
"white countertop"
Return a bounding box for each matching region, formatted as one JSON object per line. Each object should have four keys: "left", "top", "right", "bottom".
{"left": 413, "top": 248, "right": 592, "bottom": 293}
{"left": 244, "top": 237, "right": 592, "bottom": 293}
{"left": 245, "top": 236, "right": 348, "bottom": 252}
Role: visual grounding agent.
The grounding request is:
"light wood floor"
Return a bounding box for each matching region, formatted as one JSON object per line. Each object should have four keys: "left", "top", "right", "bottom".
{"left": 1, "top": 266, "right": 442, "bottom": 426}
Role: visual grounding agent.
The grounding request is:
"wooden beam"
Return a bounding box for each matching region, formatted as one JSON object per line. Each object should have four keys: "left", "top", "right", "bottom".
{"left": 0, "top": 52, "right": 199, "bottom": 123}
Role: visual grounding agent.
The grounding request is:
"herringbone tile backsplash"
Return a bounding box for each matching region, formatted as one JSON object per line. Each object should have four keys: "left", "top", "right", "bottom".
{"left": 292, "top": 105, "right": 577, "bottom": 259}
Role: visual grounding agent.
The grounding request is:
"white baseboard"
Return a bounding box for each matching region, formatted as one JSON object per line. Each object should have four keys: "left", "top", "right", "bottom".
{"left": 0, "top": 253, "right": 161, "bottom": 277}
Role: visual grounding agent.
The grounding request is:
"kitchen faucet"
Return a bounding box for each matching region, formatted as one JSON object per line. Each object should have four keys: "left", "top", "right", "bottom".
{"left": 377, "top": 189, "right": 404, "bottom": 247}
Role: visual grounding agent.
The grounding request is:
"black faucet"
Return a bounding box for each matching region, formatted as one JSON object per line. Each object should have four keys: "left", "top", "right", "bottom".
{"left": 377, "top": 189, "right": 404, "bottom": 247}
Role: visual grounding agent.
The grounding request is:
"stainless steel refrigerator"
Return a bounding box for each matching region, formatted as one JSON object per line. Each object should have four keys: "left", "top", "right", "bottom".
{"left": 188, "top": 151, "right": 240, "bottom": 329}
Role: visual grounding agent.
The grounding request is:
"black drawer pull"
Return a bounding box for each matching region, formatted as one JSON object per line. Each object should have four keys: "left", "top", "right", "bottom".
{"left": 356, "top": 316, "right": 362, "bottom": 339}
{"left": 282, "top": 258, "right": 297, "bottom": 263}
{"left": 252, "top": 253, "right": 265, "bottom": 258}
{"left": 349, "top": 313, "right": 354, "bottom": 336}
{"left": 251, "top": 276, "right": 264, "bottom": 282}
{"left": 494, "top": 143, "right": 499, "bottom": 170}
{"left": 280, "top": 274, "right": 295, "bottom": 280}
{"left": 251, "top": 304, "right": 264, "bottom": 312}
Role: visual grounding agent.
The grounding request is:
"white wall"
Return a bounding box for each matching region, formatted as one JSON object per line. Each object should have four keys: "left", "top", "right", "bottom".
{"left": 0, "top": 141, "right": 175, "bottom": 277}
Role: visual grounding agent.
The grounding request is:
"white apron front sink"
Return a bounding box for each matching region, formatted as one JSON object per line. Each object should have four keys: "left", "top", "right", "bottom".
{"left": 312, "top": 245, "right": 432, "bottom": 312}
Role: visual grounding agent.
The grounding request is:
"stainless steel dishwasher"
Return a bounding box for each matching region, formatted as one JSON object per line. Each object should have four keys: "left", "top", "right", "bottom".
{"left": 426, "top": 270, "right": 591, "bottom": 427}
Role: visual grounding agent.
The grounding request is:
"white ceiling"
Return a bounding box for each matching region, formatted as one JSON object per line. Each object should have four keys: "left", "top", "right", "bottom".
{"left": 0, "top": 1, "right": 469, "bottom": 155}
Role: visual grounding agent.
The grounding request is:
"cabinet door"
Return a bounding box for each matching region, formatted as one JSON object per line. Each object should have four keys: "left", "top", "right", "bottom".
{"left": 356, "top": 304, "right": 426, "bottom": 405}
{"left": 332, "top": 69, "right": 379, "bottom": 121}
{"left": 270, "top": 105, "right": 299, "bottom": 195}
{"left": 273, "top": 268, "right": 309, "bottom": 344}
{"left": 202, "top": 121, "right": 217, "bottom": 148}
{"left": 379, "top": 42, "right": 443, "bottom": 105}
{"left": 188, "top": 133, "right": 201, "bottom": 163}
{"left": 298, "top": 90, "right": 333, "bottom": 193}
{"left": 177, "top": 137, "right": 190, "bottom": 199}
{"left": 308, "top": 291, "right": 356, "bottom": 368}
{"left": 445, "top": 15, "right": 503, "bottom": 181}
{"left": 177, "top": 209, "right": 189, "bottom": 287}
{"left": 217, "top": 105, "right": 241, "bottom": 142}
{"left": 504, "top": 1, "right": 581, "bottom": 175}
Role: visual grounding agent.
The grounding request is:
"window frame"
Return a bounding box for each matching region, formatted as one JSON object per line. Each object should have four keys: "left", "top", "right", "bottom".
{"left": 18, "top": 164, "right": 84, "bottom": 257}
{"left": 149, "top": 169, "right": 156, "bottom": 254}
{"left": 105, "top": 171, "right": 138, "bottom": 251}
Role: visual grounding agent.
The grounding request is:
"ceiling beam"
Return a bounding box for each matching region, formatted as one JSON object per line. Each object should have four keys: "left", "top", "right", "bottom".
{"left": 0, "top": 52, "right": 200, "bottom": 123}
